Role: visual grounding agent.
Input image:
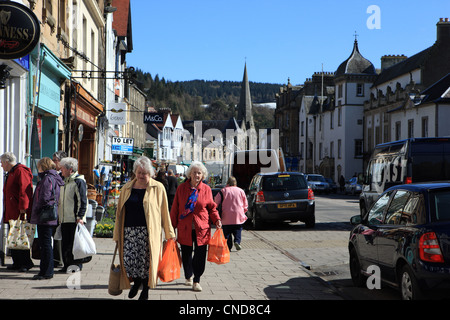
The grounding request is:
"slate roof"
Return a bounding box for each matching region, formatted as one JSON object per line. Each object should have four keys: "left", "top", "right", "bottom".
{"left": 420, "top": 73, "right": 450, "bottom": 103}
{"left": 335, "top": 40, "right": 376, "bottom": 77}
{"left": 372, "top": 46, "right": 433, "bottom": 87}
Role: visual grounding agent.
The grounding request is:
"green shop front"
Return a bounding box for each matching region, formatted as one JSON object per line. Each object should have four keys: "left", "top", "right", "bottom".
{"left": 28, "top": 44, "right": 71, "bottom": 172}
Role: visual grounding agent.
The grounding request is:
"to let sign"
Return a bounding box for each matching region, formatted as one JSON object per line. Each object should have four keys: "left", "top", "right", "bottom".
{"left": 0, "top": 1, "right": 40, "bottom": 60}
{"left": 111, "top": 137, "right": 134, "bottom": 155}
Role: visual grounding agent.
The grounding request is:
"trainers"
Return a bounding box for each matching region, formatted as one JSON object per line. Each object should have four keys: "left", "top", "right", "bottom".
{"left": 234, "top": 242, "right": 242, "bottom": 250}
{"left": 193, "top": 282, "right": 202, "bottom": 292}
{"left": 185, "top": 277, "right": 193, "bottom": 286}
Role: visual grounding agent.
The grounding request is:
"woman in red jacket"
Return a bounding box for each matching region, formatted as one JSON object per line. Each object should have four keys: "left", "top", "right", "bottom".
{"left": 1, "top": 152, "right": 34, "bottom": 271}
{"left": 170, "top": 161, "right": 221, "bottom": 292}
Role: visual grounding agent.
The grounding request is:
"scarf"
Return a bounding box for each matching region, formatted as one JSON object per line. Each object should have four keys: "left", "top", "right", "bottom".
{"left": 180, "top": 186, "right": 199, "bottom": 220}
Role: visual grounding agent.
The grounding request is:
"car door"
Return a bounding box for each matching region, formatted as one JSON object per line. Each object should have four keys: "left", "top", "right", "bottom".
{"left": 376, "top": 190, "right": 411, "bottom": 283}
{"left": 355, "top": 191, "right": 392, "bottom": 269}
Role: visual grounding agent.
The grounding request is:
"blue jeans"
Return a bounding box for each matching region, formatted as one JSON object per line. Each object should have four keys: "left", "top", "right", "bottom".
{"left": 222, "top": 224, "right": 243, "bottom": 250}
{"left": 37, "top": 225, "right": 54, "bottom": 276}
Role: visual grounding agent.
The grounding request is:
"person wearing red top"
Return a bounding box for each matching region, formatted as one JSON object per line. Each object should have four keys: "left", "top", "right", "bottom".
{"left": 214, "top": 176, "right": 248, "bottom": 251}
{"left": 1, "top": 152, "right": 34, "bottom": 271}
{"left": 170, "top": 161, "right": 222, "bottom": 292}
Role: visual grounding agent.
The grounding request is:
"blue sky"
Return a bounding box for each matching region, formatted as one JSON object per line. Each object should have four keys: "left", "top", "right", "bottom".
{"left": 127, "top": 0, "right": 450, "bottom": 85}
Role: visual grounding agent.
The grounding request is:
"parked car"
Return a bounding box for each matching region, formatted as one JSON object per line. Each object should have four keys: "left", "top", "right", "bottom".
{"left": 325, "top": 178, "right": 338, "bottom": 193}
{"left": 246, "top": 172, "right": 315, "bottom": 229}
{"left": 345, "top": 177, "right": 362, "bottom": 195}
{"left": 306, "top": 174, "right": 330, "bottom": 194}
{"left": 349, "top": 182, "right": 450, "bottom": 300}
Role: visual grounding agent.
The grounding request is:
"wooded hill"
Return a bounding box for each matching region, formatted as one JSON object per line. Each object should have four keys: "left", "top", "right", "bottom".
{"left": 134, "top": 68, "right": 280, "bottom": 130}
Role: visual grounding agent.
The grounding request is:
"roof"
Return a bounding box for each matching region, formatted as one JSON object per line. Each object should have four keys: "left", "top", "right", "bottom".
{"left": 385, "top": 182, "right": 450, "bottom": 193}
{"left": 335, "top": 40, "right": 376, "bottom": 77}
{"left": 372, "top": 46, "right": 432, "bottom": 87}
{"left": 112, "top": 0, "right": 133, "bottom": 51}
{"left": 419, "top": 73, "right": 450, "bottom": 103}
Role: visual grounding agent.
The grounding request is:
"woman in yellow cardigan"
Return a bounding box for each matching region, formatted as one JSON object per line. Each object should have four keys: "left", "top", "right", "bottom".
{"left": 113, "top": 156, "right": 175, "bottom": 300}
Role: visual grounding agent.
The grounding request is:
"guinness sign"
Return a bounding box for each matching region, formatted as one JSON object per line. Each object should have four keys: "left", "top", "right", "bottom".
{"left": 0, "top": 1, "right": 40, "bottom": 60}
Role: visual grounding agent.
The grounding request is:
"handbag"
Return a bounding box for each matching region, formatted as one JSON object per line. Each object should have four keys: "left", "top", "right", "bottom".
{"left": 7, "top": 214, "right": 36, "bottom": 250}
{"left": 207, "top": 228, "right": 230, "bottom": 264}
{"left": 39, "top": 177, "right": 58, "bottom": 223}
{"left": 217, "top": 190, "right": 224, "bottom": 217}
{"left": 108, "top": 243, "right": 122, "bottom": 296}
{"left": 72, "top": 222, "right": 97, "bottom": 260}
{"left": 157, "top": 238, "right": 181, "bottom": 282}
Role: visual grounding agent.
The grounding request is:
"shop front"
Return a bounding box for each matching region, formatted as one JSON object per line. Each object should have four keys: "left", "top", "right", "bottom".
{"left": 28, "top": 44, "right": 71, "bottom": 174}
{"left": 69, "top": 81, "right": 104, "bottom": 185}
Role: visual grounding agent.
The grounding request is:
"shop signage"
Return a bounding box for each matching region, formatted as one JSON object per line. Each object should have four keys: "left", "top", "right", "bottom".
{"left": 143, "top": 112, "right": 164, "bottom": 124}
{"left": 108, "top": 102, "right": 127, "bottom": 125}
{"left": 0, "top": 1, "right": 40, "bottom": 60}
{"left": 111, "top": 137, "right": 134, "bottom": 155}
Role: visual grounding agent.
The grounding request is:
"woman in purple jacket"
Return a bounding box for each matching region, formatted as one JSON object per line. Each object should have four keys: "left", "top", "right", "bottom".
{"left": 30, "top": 157, "right": 64, "bottom": 279}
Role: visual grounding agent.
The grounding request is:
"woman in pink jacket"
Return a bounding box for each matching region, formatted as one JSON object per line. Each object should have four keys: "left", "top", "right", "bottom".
{"left": 214, "top": 176, "right": 248, "bottom": 251}
{"left": 170, "top": 161, "right": 221, "bottom": 292}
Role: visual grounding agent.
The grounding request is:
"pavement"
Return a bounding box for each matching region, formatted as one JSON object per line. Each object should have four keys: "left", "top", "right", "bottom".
{"left": 0, "top": 229, "right": 344, "bottom": 301}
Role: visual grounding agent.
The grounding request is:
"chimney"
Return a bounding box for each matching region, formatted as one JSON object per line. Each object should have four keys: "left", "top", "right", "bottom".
{"left": 437, "top": 18, "right": 450, "bottom": 43}
{"left": 380, "top": 55, "right": 408, "bottom": 71}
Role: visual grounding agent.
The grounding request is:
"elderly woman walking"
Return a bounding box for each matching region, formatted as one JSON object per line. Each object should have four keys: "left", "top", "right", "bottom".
{"left": 58, "top": 157, "right": 88, "bottom": 273}
{"left": 170, "top": 161, "right": 222, "bottom": 292}
{"left": 113, "top": 156, "right": 176, "bottom": 300}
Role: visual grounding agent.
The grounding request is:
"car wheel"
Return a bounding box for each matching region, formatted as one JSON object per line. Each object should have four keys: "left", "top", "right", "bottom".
{"left": 252, "top": 211, "right": 263, "bottom": 230}
{"left": 304, "top": 215, "right": 315, "bottom": 228}
{"left": 349, "top": 247, "right": 366, "bottom": 287}
{"left": 399, "top": 264, "right": 423, "bottom": 300}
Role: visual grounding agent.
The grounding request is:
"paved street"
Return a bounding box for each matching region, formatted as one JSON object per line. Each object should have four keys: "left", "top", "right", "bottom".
{"left": 0, "top": 228, "right": 343, "bottom": 301}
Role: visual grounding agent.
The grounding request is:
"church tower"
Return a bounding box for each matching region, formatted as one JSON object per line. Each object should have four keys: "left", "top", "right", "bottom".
{"left": 237, "top": 63, "right": 255, "bottom": 130}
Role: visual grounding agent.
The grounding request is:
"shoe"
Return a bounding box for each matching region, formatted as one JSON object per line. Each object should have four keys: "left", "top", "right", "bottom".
{"left": 234, "top": 242, "right": 242, "bottom": 250}
{"left": 128, "top": 279, "right": 141, "bottom": 299}
{"left": 6, "top": 265, "right": 20, "bottom": 270}
{"left": 185, "top": 277, "right": 193, "bottom": 286}
{"left": 193, "top": 282, "right": 202, "bottom": 292}
{"left": 32, "top": 274, "right": 53, "bottom": 280}
{"left": 19, "top": 264, "right": 34, "bottom": 272}
{"left": 138, "top": 288, "right": 149, "bottom": 300}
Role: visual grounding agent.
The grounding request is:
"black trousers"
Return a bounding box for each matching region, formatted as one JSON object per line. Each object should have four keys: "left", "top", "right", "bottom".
{"left": 60, "top": 222, "right": 82, "bottom": 270}
{"left": 180, "top": 230, "right": 207, "bottom": 283}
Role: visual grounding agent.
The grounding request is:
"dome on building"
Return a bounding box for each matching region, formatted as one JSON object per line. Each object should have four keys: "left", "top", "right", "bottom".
{"left": 335, "top": 40, "right": 376, "bottom": 77}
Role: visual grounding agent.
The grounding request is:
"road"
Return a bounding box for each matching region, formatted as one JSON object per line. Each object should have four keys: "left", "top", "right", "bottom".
{"left": 248, "top": 193, "right": 401, "bottom": 300}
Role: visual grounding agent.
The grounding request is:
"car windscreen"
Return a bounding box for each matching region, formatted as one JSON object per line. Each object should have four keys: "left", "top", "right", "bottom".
{"left": 430, "top": 189, "right": 450, "bottom": 222}
{"left": 308, "top": 175, "right": 325, "bottom": 182}
{"left": 262, "top": 175, "right": 307, "bottom": 191}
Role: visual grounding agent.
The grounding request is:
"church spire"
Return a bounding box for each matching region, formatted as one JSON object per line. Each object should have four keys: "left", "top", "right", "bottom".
{"left": 237, "top": 63, "right": 255, "bottom": 129}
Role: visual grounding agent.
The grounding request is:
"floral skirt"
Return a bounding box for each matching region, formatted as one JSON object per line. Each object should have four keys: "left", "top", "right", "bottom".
{"left": 123, "top": 226, "right": 150, "bottom": 279}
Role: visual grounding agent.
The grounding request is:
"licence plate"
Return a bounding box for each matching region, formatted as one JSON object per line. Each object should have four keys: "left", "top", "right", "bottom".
{"left": 277, "top": 203, "right": 297, "bottom": 209}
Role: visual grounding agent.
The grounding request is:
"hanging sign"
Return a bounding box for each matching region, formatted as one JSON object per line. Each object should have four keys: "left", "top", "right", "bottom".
{"left": 0, "top": 1, "right": 40, "bottom": 60}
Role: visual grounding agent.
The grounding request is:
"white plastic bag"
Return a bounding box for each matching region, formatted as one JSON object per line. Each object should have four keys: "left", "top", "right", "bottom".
{"left": 72, "top": 223, "right": 96, "bottom": 260}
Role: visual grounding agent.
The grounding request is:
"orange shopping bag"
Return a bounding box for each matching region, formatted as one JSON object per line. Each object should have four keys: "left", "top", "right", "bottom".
{"left": 207, "top": 228, "right": 230, "bottom": 264}
{"left": 157, "top": 239, "right": 181, "bottom": 282}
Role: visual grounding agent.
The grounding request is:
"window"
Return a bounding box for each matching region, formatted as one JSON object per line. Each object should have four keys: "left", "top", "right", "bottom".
{"left": 356, "top": 83, "right": 364, "bottom": 96}
{"left": 354, "top": 139, "right": 363, "bottom": 158}
{"left": 301, "top": 121, "right": 304, "bottom": 136}
{"left": 431, "top": 190, "right": 450, "bottom": 222}
{"left": 422, "top": 117, "right": 428, "bottom": 137}
{"left": 385, "top": 190, "right": 410, "bottom": 224}
{"left": 368, "top": 191, "right": 392, "bottom": 225}
{"left": 338, "top": 139, "right": 342, "bottom": 159}
{"left": 395, "top": 122, "right": 401, "bottom": 141}
{"left": 338, "top": 107, "right": 342, "bottom": 126}
{"left": 262, "top": 174, "right": 308, "bottom": 191}
{"left": 408, "top": 119, "right": 414, "bottom": 138}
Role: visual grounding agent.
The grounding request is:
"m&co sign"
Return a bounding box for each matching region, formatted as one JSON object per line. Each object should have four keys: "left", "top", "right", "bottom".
{"left": 0, "top": 1, "right": 40, "bottom": 60}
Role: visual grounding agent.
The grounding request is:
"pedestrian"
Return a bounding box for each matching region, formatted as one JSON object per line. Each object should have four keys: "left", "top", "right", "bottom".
{"left": 170, "top": 161, "right": 222, "bottom": 292}
{"left": 214, "top": 176, "right": 248, "bottom": 251}
{"left": 52, "top": 150, "right": 67, "bottom": 177}
{"left": 51, "top": 150, "right": 67, "bottom": 268}
{"left": 166, "top": 169, "right": 178, "bottom": 211}
{"left": 155, "top": 169, "right": 169, "bottom": 194}
{"left": 113, "top": 156, "right": 176, "bottom": 300}
{"left": 339, "top": 175, "right": 345, "bottom": 193}
{"left": 1, "top": 152, "right": 34, "bottom": 271}
{"left": 58, "top": 157, "right": 88, "bottom": 273}
{"left": 30, "top": 157, "right": 64, "bottom": 279}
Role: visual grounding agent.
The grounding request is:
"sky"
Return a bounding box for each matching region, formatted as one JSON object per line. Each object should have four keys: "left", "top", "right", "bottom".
{"left": 127, "top": 0, "right": 450, "bottom": 85}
